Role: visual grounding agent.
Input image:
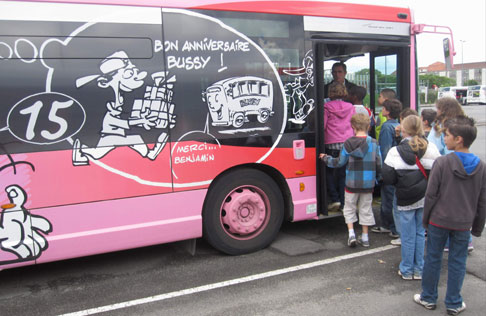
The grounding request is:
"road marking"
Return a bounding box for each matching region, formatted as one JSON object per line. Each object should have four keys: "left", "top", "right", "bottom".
{"left": 59, "top": 245, "right": 396, "bottom": 316}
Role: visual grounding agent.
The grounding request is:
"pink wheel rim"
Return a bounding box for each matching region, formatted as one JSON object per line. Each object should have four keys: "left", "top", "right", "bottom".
{"left": 220, "top": 185, "right": 270, "bottom": 240}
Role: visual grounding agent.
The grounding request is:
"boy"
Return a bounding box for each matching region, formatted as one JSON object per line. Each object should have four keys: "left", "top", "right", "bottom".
{"left": 348, "top": 85, "right": 375, "bottom": 130}
{"left": 372, "top": 99, "right": 402, "bottom": 237}
{"left": 375, "top": 88, "right": 396, "bottom": 140}
{"left": 414, "top": 115, "right": 486, "bottom": 315}
{"left": 320, "top": 113, "right": 382, "bottom": 248}
{"left": 420, "top": 108, "right": 437, "bottom": 138}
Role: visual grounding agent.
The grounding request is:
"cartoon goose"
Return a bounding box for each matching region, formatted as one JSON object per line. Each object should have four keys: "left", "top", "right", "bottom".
{"left": 0, "top": 185, "right": 52, "bottom": 260}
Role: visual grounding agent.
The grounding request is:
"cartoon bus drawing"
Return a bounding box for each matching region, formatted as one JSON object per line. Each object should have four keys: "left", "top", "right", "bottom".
{"left": 202, "top": 76, "right": 274, "bottom": 128}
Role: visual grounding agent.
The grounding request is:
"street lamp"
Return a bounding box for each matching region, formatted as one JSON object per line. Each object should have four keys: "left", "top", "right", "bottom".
{"left": 460, "top": 40, "right": 466, "bottom": 86}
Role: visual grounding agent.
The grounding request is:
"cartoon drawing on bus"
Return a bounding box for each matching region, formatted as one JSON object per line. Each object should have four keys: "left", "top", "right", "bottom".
{"left": 202, "top": 76, "right": 274, "bottom": 128}
{"left": 0, "top": 185, "right": 52, "bottom": 263}
{"left": 72, "top": 51, "right": 176, "bottom": 166}
{"left": 284, "top": 50, "right": 315, "bottom": 124}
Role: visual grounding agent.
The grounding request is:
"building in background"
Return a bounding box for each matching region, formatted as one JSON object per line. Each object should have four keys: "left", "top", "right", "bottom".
{"left": 419, "top": 61, "right": 486, "bottom": 86}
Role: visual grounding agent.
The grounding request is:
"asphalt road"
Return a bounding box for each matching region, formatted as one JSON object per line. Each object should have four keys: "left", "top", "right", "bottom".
{"left": 0, "top": 105, "right": 485, "bottom": 316}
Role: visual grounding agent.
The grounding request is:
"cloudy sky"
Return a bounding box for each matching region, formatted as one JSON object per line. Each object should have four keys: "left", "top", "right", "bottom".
{"left": 399, "top": 0, "right": 485, "bottom": 67}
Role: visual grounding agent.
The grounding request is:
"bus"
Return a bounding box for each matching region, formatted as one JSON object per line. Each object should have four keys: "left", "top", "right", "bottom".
{"left": 202, "top": 76, "right": 274, "bottom": 127}
{"left": 0, "top": 0, "right": 451, "bottom": 270}
{"left": 466, "top": 85, "right": 486, "bottom": 104}
{"left": 438, "top": 86, "right": 468, "bottom": 105}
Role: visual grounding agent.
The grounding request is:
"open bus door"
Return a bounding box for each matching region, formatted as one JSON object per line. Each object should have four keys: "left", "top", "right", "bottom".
{"left": 313, "top": 36, "right": 411, "bottom": 216}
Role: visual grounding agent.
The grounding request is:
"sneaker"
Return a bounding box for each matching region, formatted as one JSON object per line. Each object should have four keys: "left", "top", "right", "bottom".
{"left": 413, "top": 273, "right": 422, "bottom": 280}
{"left": 391, "top": 238, "right": 401, "bottom": 246}
{"left": 327, "top": 201, "right": 341, "bottom": 212}
{"left": 348, "top": 235, "right": 357, "bottom": 248}
{"left": 413, "top": 294, "right": 437, "bottom": 310}
{"left": 389, "top": 232, "right": 399, "bottom": 238}
{"left": 357, "top": 236, "right": 370, "bottom": 247}
{"left": 398, "top": 270, "right": 413, "bottom": 280}
{"left": 468, "top": 241, "right": 474, "bottom": 253}
{"left": 447, "top": 302, "right": 466, "bottom": 315}
{"left": 371, "top": 226, "right": 391, "bottom": 233}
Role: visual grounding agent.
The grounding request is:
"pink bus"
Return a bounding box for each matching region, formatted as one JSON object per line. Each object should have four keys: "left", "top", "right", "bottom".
{"left": 0, "top": 0, "right": 452, "bottom": 270}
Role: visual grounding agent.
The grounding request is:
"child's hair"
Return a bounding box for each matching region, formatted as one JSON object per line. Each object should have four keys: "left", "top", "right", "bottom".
{"left": 328, "top": 82, "right": 347, "bottom": 100}
{"left": 443, "top": 115, "right": 477, "bottom": 148}
{"left": 400, "top": 108, "right": 418, "bottom": 121}
{"left": 401, "top": 115, "right": 427, "bottom": 153}
{"left": 383, "top": 99, "right": 402, "bottom": 119}
{"left": 433, "top": 97, "right": 464, "bottom": 133}
{"left": 351, "top": 113, "right": 370, "bottom": 132}
{"left": 421, "top": 109, "right": 437, "bottom": 126}
{"left": 380, "top": 88, "right": 396, "bottom": 100}
{"left": 348, "top": 85, "right": 367, "bottom": 103}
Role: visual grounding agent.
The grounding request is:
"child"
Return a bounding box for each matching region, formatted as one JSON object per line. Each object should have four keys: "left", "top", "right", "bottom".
{"left": 414, "top": 115, "right": 486, "bottom": 315}
{"left": 420, "top": 108, "right": 436, "bottom": 138}
{"left": 383, "top": 115, "right": 440, "bottom": 280}
{"left": 395, "top": 108, "right": 419, "bottom": 144}
{"left": 320, "top": 113, "right": 382, "bottom": 247}
{"left": 323, "top": 82, "right": 356, "bottom": 211}
{"left": 372, "top": 99, "right": 402, "bottom": 237}
{"left": 375, "top": 88, "right": 396, "bottom": 140}
{"left": 427, "top": 97, "right": 464, "bottom": 155}
{"left": 348, "top": 85, "right": 375, "bottom": 130}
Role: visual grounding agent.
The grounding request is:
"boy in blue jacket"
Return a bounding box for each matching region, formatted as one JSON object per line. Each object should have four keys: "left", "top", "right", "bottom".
{"left": 320, "top": 113, "right": 382, "bottom": 248}
{"left": 372, "top": 99, "right": 402, "bottom": 238}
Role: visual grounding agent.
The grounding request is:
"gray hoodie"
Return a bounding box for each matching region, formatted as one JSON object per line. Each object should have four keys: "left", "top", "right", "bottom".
{"left": 423, "top": 153, "right": 486, "bottom": 236}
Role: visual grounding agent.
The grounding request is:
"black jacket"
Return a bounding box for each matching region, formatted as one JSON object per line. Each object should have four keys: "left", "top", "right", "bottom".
{"left": 383, "top": 138, "right": 440, "bottom": 206}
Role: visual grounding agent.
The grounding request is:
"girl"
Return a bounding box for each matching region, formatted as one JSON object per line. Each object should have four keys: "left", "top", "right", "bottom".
{"left": 323, "top": 82, "right": 356, "bottom": 211}
{"left": 383, "top": 115, "right": 440, "bottom": 280}
{"left": 428, "top": 97, "right": 464, "bottom": 155}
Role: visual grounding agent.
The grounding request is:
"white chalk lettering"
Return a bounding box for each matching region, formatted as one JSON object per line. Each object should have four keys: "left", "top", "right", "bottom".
{"left": 174, "top": 153, "right": 215, "bottom": 164}
{"left": 181, "top": 39, "right": 250, "bottom": 52}
{"left": 167, "top": 55, "right": 211, "bottom": 70}
{"left": 176, "top": 143, "right": 213, "bottom": 153}
{"left": 154, "top": 40, "right": 163, "bottom": 53}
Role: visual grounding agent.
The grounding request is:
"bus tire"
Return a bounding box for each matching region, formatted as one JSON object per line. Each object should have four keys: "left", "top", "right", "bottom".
{"left": 232, "top": 113, "right": 245, "bottom": 128}
{"left": 257, "top": 109, "right": 270, "bottom": 123}
{"left": 203, "top": 169, "right": 284, "bottom": 255}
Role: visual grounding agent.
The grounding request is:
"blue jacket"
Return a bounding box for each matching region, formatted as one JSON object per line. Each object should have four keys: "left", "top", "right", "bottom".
{"left": 427, "top": 124, "right": 453, "bottom": 155}
{"left": 379, "top": 118, "right": 399, "bottom": 162}
{"left": 325, "top": 136, "right": 382, "bottom": 193}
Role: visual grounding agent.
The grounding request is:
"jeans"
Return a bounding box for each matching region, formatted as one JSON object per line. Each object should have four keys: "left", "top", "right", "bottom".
{"left": 380, "top": 184, "right": 397, "bottom": 234}
{"left": 325, "top": 148, "right": 345, "bottom": 205}
{"left": 398, "top": 208, "right": 425, "bottom": 277}
{"left": 392, "top": 195, "right": 400, "bottom": 235}
{"left": 444, "top": 234, "right": 473, "bottom": 248}
{"left": 421, "top": 225, "right": 470, "bottom": 309}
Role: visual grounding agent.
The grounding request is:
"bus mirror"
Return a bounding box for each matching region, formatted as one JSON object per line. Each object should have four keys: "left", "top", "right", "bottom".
{"left": 201, "top": 92, "right": 207, "bottom": 102}
{"left": 443, "top": 38, "right": 453, "bottom": 70}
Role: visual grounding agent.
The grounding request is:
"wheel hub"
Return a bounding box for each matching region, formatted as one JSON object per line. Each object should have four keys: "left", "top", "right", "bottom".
{"left": 222, "top": 188, "right": 267, "bottom": 236}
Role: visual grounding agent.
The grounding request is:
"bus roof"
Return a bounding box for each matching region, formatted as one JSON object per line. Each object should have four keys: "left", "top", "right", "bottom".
{"left": 23, "top": 0, "right": 412, "bottom": 23}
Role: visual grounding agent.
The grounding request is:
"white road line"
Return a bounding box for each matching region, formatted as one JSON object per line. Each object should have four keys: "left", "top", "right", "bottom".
{"left": 59, "top": 245, "right": 396, "bottom": 316}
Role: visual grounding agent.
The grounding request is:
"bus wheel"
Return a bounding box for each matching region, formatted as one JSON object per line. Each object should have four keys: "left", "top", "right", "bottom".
{"left": 257, "top": 109, "right": 270, "bottom": 123}
{"left": 232, "top": 113, "right": 245, "bottom": 128}
{"left": 203, "top": 169, "right": 284, "bottom": 255}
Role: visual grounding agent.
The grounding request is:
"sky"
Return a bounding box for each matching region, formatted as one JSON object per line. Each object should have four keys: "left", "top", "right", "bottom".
{"left": 399, "top": 0, "right": 486, "bottom": 67}
{"left": 324, "top": 0, "right": 485, "bottom": 74}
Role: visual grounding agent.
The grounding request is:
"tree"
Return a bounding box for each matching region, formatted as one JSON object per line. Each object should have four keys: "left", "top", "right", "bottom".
{"left": 465, "top": 79, "right": 479, "bottom": 86}
{"left": 419, "top": 74, "right": 456, "bottom": 88}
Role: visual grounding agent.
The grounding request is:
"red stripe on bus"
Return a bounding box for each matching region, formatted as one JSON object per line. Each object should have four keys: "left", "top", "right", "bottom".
{"left": 24, "top": 1, "right": 411, "bottom": 23}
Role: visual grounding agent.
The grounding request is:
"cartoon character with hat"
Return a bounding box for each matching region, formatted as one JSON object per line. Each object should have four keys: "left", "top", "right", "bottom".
{"left": 284, "top": 50, "right": 315, "bottom": 124}
{"left": 72, "top": 51, "right": 170, "bottom": 165}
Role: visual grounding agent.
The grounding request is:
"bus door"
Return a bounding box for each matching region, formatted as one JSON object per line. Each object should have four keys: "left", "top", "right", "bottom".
{"left": 312, "top": 37, "right": 410, "bottom": 216}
